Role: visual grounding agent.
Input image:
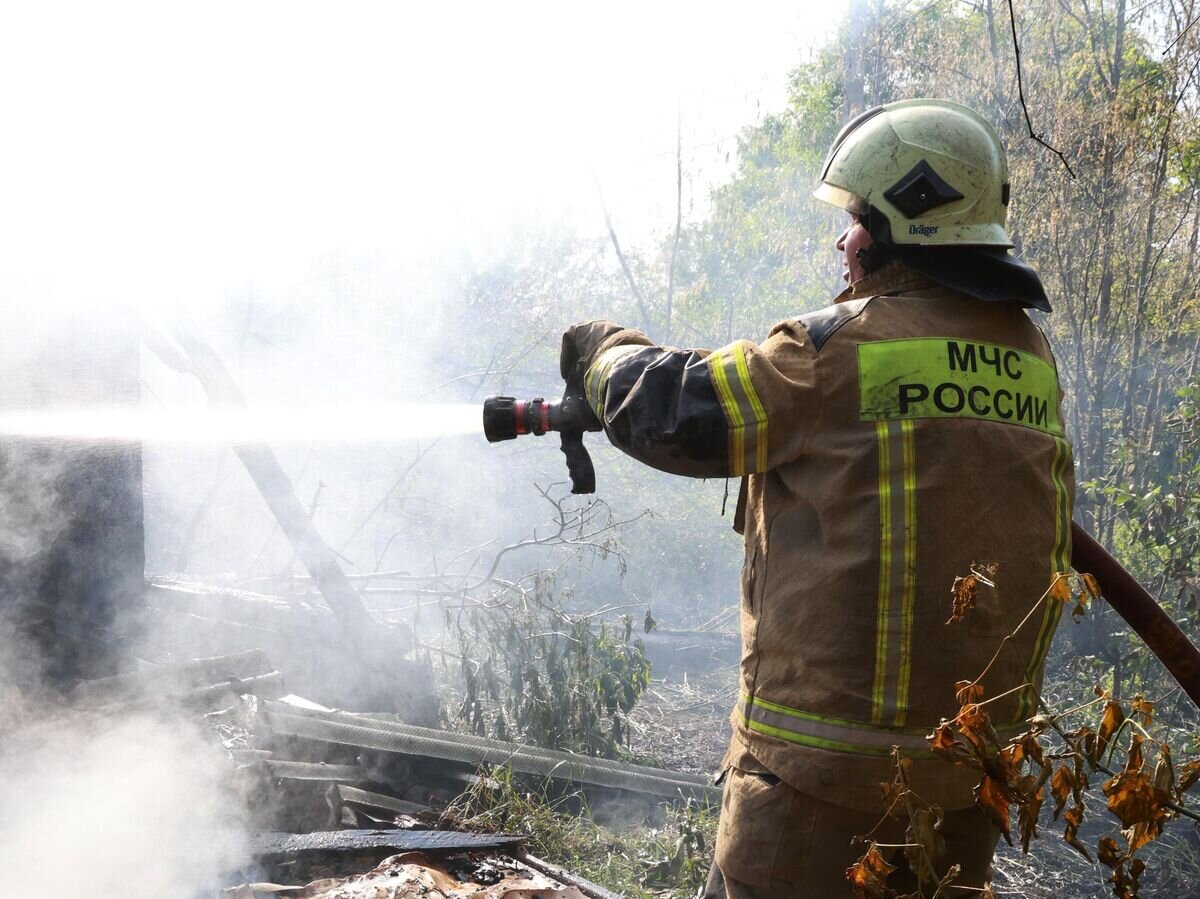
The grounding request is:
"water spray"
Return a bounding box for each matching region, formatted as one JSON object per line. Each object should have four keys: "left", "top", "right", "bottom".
{"left": 0, "top": 403, "right": 482, "bottom": 444}
{"left": 481, "top": 386, "right": 601, "bottom": 494}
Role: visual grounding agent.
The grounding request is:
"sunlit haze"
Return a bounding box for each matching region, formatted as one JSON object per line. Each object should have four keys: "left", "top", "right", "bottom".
{"left": 0, "top": 1, "right": 842, "bottom": 308}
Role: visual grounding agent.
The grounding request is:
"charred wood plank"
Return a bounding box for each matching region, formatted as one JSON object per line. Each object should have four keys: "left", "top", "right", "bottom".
{"left": 262, "top": 702, "right": 721, "bottom": 804}
{"left": 248, "top": 828, "right": 528, "bottom": 861}
{"left": 520, "top": 853, "right": 626, "bottom": 899}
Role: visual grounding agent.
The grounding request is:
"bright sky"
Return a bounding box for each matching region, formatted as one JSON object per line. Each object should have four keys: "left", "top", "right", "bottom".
{"left": 0, "top": 1, "right": 843, "bottom": 307}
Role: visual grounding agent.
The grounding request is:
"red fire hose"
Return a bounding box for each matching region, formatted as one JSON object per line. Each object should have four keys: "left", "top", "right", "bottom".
{"left": 1071, "top": 523, "right": 1200, "bottom": 711}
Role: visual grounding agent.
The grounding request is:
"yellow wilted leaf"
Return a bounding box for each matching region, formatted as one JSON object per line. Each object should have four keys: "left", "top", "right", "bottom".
{"left": 1049, "top": 573, "right": 1073, "bottom": 604}
{"left": 1082, "top": 572, "right": 1103, "bottom": 599}
{"left": 1096, "top": 700, "right": 1126, "bottom": 763}
{"left": 974, "top": 775, "right": 1013, "bottom": 846}
{"left": 1130, "top": 695, "right": 1155, "bottom": 726}
{"left": 846, "top": 842, "right": 896, "bottom": 899}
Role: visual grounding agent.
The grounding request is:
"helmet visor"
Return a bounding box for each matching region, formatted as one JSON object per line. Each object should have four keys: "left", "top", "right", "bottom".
{"left": 813, "top": 181, "right": 869, "bottom": 216}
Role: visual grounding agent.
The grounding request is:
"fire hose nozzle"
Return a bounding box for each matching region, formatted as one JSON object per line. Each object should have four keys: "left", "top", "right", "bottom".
{"left": 482, "top": 394, "right": 601, "bottom": 494}
{"left": 482, "top": 396, "right": 552, "bottom": 442}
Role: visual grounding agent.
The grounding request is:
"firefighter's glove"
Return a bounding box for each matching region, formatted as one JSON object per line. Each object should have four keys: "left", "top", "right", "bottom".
{"left": 559, "top": 320, "right": 626, "bottom": 381}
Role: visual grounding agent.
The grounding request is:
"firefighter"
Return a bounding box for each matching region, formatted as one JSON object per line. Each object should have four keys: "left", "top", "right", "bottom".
{"left": 560, "top": 99, "right": 1074, "bottom": 896}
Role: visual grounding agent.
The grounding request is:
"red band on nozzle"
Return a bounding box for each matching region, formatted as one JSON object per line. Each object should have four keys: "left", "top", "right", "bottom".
{"left": 514, "top": 401, "right": 527, "bottom": 435}
{"left": 541, "top": 403, "right": 551, "bottom": 433}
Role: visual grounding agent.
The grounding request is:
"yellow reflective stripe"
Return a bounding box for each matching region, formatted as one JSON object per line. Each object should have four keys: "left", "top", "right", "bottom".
{"left": 732, "top": 343, "right": 769, "bottom": 472}
{"left": 741, "top": 694, "right": 933, "bottom": 757}
{"left": 584, "top": 345, "right": 642, "bottom": 418}
{"left": 1021, "top": 435, "right": 1071, "bottom": 717}
{"left": 894, "top": 419, "right": 918, "bottom": 726}
{"left": 708, "top": 350, "right": 745, "bottom": 474}
{"left": 740, "top": 692, "right": 1027, "bottom": 758}
{"left": 872, "top": 421, "right": 892, "bottom": 723}
{"left": 744, "top": 718, "right": 901, "bottom": 757}
{"left": 708, "top": 342, "right": 768, "bottom": 475}
{"left": 873, "top": 421, "right": 918, "bottom": 726}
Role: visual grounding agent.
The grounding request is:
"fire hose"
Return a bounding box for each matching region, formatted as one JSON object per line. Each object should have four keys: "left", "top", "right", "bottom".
{"left": 1070, "top": 524, "right": 1200, "bottom": 710}
{"left": 482, "top": 389, "right": 1200, "bottom": 710}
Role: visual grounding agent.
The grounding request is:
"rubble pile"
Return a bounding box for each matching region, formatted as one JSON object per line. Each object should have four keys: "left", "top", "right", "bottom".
{"left": 66, "top": 643, "right": 718, "bottom": 898}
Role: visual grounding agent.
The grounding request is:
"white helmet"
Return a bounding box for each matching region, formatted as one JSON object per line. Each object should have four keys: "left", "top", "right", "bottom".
{"left": 814, "top": 99, "right": 1012, "bottom": 248}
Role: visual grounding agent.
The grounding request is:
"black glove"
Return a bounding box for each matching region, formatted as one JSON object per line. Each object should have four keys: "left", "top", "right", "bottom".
{"left": 559, "top": 320, "right": 626, "bottom": 381}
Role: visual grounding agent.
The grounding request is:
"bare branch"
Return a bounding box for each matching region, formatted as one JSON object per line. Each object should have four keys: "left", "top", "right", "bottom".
{"left": 1007, "top": 0, "right": 1077, "bottom": 178}
{"left": 665, "top": 111, "right": 684, "bottom": 345}
{"left": 594, "top": 175, "right": 653, "bottom": 333}
{"left": 1164, "top": 10, "right": 1200, "bottom": 54}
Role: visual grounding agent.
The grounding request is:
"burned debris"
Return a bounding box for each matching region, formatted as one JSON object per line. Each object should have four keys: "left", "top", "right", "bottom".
{"left": 56, "top": 638, "right": 708, "bottom": 897}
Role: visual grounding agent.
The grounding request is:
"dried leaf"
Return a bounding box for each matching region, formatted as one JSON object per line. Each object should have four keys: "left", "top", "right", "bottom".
{"left": 1124, "top": 734, "right": 1146, "bottom": 775}
{"left": 931, "top": 864, "right": 962, "bottom": 897}
{"left": 1097, "top": 836, "right": 1123, "bottom": 868}
{"left": 956, "top": 704, "right": 1001, "bottom": 766}
{"left": 1124, "top": 814, "right": 1166, "bottom": 853}
{"left": 954, "top": 679, "right": 984, "bottom": 706}
{"left": 1017, "top": 774, "right": 1044, "bottom": 854}
{"left": 1178, "top": 758, "right": 1200, "bottom": 796}
{"left": 1096, "top": 700, "right": 1126, "bottom": 763}
{"left": 1082, "top": 572, "right": 1102, "bottom": 599}
{"left": 880, "top": 779, "right": 907, "bottom": 819}
{"left": 1049, "top": 573, "right": 1073, "bottom": 604}
{"left": 928, "top": 723, "right": 980, "bottom": 769}
{"left": 846, "top": 843, "right": 896, "bottom": 899}
{"left": 1106, "top": 854, "right": 1147, "bottom": 899}
{"left": 903, "top": 806, "right": 946, "bottom": 887}
{"left": 1130, "top": 695, "right": 1154, "bottom": 726}
{"left": 947, "top": 575, "right": 978, "bottom": 624}
{"left": 1008, "top": 730, "right": 1046, "bottom": 770}
{"left": 1062, "top": 804, "right": 1092, "bottom": 862}
{"left": 1103, "top": 769, "right": 1158, "bottom": 827}
{"left": 1152, "top": 744, "right": 1174, "bottom": 800}
{"left": 989, "top": 743, "right": 1028, "bottom": 800}
{"left": 974, "top": 775, "right": 1013, "bottom": 846}
{"left": 1050, "top": 764, "right": 1074, "bottom": 819}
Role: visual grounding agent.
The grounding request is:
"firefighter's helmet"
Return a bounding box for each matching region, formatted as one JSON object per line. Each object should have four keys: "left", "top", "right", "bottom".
{"left": 814, "top": 99, "right": 1012, "bottom": 248}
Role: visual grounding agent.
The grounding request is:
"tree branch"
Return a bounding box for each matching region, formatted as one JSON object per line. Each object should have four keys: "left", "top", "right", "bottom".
{"left": 1007, "top": 0, "right": 1077, "bottom": 177}
{"left": 594, "top": 175, "right": 653, "bottom": 333}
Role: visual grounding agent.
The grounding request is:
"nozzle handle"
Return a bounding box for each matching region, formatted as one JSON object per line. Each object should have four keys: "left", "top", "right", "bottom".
{"left": 559, "top": 429, "right": 596, "bottom": 494}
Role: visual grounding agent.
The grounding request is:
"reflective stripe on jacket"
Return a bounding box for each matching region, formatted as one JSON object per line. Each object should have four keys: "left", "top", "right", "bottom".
{"left": 580, "top": 261, "right": 1075, "bottom": 812}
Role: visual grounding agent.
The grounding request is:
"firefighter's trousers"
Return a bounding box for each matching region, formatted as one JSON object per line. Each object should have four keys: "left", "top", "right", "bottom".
{"left": 701, "top": 765, "right": 1000, "bottom": 898}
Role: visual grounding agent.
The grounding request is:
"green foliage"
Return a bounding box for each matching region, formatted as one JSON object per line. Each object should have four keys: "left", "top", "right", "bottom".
{"left": 443, "top": 767, "right": 719, "bottom": 899}
{"left": 448, "top": 572, "right": 652, "bottom": 759}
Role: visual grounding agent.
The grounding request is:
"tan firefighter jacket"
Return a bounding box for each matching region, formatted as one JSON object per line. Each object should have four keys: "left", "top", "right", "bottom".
{"left": 574, "top": 260, "right": 1075, "bottom": 813}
